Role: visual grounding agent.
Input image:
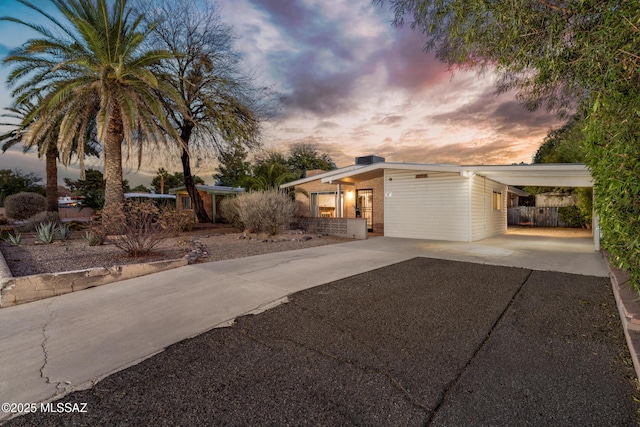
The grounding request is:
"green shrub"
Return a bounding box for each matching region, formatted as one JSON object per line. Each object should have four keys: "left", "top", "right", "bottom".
{"left": 21, "top": 211, "right": 61, "bottom": 232}
{"left": 2, "top": 231, "right": 21, "bottom": 246}
{"left": 558, "top": 206, "right": 586, "bottom": 228}
{"left": 4, "top": 192, "right": 47, "bottom": 220}
{"left": 233, "top": 190, "right": 296, "bottom": 235}
{"left": 56, "top": 223, "right": 72, "bottom": 241}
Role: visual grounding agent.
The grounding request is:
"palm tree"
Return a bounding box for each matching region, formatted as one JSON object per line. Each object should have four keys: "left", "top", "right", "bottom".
{"left": 0, "top": 100, "right": 100, "bottom": 212}
{"left": 2, "top": 0, "right": 182, "bottom": 224}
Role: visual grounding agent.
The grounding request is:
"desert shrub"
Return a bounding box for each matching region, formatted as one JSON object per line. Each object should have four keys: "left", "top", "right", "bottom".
{"left": 159, "top": 209, "right": 195, "bottom": 235}
{"left": 66, "top": 220, "right": 87, "bottom": 231}
{"left": 219, "top": 197, "right": 242, "bottom": 230}
{"left": 4, "top": 192, "right": 46, "bottom": 220}
{"left": 109, "top": 200, "right": 170, "bottom": 256}
{"left": 21, "top": 211, "right": 61, "bottom": 232}
{"left": 234, "top": 190, "right": 296, "bottom": 235}
{"left": 83, "top": 229, "right": 105, "bottom": 246}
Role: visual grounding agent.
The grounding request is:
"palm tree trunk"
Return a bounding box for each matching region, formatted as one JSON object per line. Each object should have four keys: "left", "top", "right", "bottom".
{"left": 180, "top": 125, "right": 211, "bottom": 223}
{"left": 102, "top": 108, "right": 125, "bottom": 228}
{"left": 45, "top": 144, "right": 59, "bottom": 212}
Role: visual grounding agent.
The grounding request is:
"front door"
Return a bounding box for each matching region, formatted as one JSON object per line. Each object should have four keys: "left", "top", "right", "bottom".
{"left": 356, "top": 189, "right": 373, "bottom": 231}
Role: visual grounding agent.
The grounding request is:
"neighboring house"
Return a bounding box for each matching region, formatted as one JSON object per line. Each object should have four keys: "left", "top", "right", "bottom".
{"left": 169, "top": 185, "right": 244, "bottom": 222}
{"left": 281, "top": 156, "right": 594, "bottom": 244}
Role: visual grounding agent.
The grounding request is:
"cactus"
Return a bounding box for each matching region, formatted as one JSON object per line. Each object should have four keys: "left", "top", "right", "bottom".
{"left": 56, "top": 223, "right": 72, "bottom": 241}
{"left": 2, "top": 232, "right": 22, "bottom": 246}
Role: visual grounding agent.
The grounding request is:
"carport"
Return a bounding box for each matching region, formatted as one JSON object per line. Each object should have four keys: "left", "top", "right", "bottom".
{"left": 313, "top": 162, "right": 596, "bottom": 249}
{"left": 462, "top": 164, "right": 597, "bottom": 249}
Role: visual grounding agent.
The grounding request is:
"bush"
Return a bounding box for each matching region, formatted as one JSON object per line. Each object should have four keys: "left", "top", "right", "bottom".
{"left": 158, "top": 209, "right": 195, "bottom": 235}
{"left": 219, "top": 197, "right": 242, "bottom": 230}
{"left": 4, "top": 192, "right": 47, "bottom": 220}
{"left": 109, "top": 200, "right": 170, "bottom": 256}
{"left": 233, "top": 190, "right": 296, "bottom": 235}
{"left": 20, "top": 211, "right": 61, "bottom": 232}
{"left": 559, "top": 206, "right": 586, "bottom": 228}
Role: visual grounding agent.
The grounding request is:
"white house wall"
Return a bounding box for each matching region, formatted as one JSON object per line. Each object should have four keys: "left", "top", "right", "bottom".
{"left": 471, "top": 175, "right": 507, "bottom": 241}
{"left": 384, "top": 170, "right": 470, "bottom": 241}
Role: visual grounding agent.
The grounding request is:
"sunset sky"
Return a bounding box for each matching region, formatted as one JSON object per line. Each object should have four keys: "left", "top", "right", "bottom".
{"left": 0, "top": 0, "right": 564, "bottom": 186}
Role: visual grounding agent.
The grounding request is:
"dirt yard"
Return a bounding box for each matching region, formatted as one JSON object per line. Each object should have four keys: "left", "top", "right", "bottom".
{"left": 0, "top": 223, "right": 351, "bottom": 277}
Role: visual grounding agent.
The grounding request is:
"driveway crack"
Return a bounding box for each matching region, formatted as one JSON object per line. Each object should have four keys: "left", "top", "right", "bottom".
{"left": 426, "top": 269, "right": 534, "bottom": 425}
{"left": 39, "top": 300, "right": 69, "bottom": 393}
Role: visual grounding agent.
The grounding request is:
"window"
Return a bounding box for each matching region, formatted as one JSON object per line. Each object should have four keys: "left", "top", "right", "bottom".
{"left": 181, "top": 196, "right": 192, "bottom": 210}
{"left": 493, "top": 191, "right": 502, "bottom": 210}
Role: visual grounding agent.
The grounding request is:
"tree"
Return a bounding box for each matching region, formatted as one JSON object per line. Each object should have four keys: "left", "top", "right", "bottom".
{"left": 136, "top": 0, "right": 272, "bottom": 222}
{"left": 377, "top": 0, "right": 640, "bottom": 291}
{"left": 2, "top": 0, "right": 182, "bottom": 225}
{"left": 242, "top": 163, "right": 297, "bottom": 191}
{"left": 151, "top": 168, "right": 204, "bottom": 194}
{"left": 64, "top": 169, "right": 130, "bottom": 210}
{"left": 213, "top": 142, "right": 251, "bottom": 187}
{"left": 287, "top": 143, "right": 336, "bottom": 179}
{"left": 130, "top": 184, "right": 151, "bottom": 193}
{"left": 533, "top": 116, "right": 585, "bottom": 164}
{"left": 0, "top": 99, "right": 100, "bottom": 212}
{"left": 0, "top": 169, "right": 44, "bottom": 206}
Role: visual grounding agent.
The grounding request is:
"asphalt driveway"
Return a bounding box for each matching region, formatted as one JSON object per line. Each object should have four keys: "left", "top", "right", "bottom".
{"left": 5, "top": 258, "right": 638, "bottom": 426}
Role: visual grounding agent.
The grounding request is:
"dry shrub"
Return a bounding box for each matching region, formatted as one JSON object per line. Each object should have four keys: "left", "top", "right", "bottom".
{"left": 219, "top": 196, "right": 242, "bottom": 230}
{"left": 21, "top": 211, "right": 61, "bottom": 232}
{"left": 234, "top": 190, "right": 296, "bottom": 235}
{"left": 159, "top": 208, "right": 195, "bottom": 235}
{"left": 4, "top": 192, "right": 46, "bottom": 220}
{"left": 109, "top": 200, "right": 170, "bottom": 256}
{"left": 106, "top": 201, "right": 191, "bottom": 255}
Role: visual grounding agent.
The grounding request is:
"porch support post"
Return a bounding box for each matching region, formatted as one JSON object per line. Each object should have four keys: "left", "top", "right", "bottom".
{"left": 336, "top": 183, "right": 342, "bottom": 218}
{"left": 211, "top": 193, "right": 217, "bottom": 223}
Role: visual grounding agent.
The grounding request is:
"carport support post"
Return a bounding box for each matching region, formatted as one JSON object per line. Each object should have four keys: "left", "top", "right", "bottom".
{"left": 593, "top": 187, "right": 600, "bottom": 251}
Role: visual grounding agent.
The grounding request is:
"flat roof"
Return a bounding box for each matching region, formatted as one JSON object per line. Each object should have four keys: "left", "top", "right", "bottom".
{"left": 281, "top": 162, "right": 593, "bottom": 188}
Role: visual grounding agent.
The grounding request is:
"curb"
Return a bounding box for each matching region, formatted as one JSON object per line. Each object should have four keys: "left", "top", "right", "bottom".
{"left": 0, "top": 245, "right": 12, "bottom": 282}
{"left": 602, "top": 252, "right": 640, "bottom": 381}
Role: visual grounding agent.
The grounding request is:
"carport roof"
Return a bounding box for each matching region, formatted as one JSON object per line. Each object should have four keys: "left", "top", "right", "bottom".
{"left": 281, "top": 162, "right": 593, "bottom": 188}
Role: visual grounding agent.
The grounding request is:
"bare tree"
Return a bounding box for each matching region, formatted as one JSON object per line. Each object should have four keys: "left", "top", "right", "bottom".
{"left": 137, "top": 0, "right": 275, "bottom": 222}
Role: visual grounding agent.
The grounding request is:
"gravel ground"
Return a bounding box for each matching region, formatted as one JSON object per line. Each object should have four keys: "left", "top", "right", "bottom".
{"left": 0, "top": 225, "right": 351, "bottom": 277}
{"left": 5, "top": 258, "right": 639, "bottom": 426}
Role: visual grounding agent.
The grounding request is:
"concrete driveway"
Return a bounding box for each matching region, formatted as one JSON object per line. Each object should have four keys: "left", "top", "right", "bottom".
{"left": 4, "top": 257, "right": 637, "bottom": 426}
{"left": 0, "top": 233, "right": 614, "bottom": 423}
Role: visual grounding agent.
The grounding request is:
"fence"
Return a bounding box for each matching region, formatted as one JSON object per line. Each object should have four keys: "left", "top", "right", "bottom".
{"left": 507, "top": 207, "right": 569, "bottom": 227}
{"left": 294, "top": 217, "right": 368, "bottom": 239}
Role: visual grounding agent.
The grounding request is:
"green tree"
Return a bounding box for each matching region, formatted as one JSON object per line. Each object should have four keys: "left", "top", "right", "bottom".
{"left": 533, "top": 116, "right": 585, "bottom": 164}
{"left": 130, "top": 184, "right": 151, "bottom": 193}
{"left": 151, "top": 168, "right": 204, "bottom": 194}
{"left": 241, "top": 163, "right": 297, "bottom": 191}
{"left": 213, "top": 142, "right": 252, "bottom": 187}
{"left": 287, "top": 143, "right": 336, "bottom": 179}
{"left": 0, "top": 169, "right": 44, "bottom": 206}
{"left": 2, "top": 0, "right": 182, "bottom": 225}
{"left": 137, "top": 0, "right": 272, "bottom": 222}
{"left": 64, "top": 169, "right": 130, "bottom": 210}
{"left": 378, "top": 0, "right": 640, "bottom": 292}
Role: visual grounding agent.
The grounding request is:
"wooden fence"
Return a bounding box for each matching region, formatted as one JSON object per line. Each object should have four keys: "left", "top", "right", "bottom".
{"left": 507, "top": 207, "right": 569, "bottom": 227}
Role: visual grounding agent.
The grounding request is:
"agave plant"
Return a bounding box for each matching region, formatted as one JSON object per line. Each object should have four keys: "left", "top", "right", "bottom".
{"left": 56, "top": 223, "right": 72, "bottom": 241}
{"left": 35, "top": 222, "right": 56, "bottom": 244}
{"left": 2, "top": 232, "right": 22, "bottom": 246}
{"left": 83, "top": 230, "right": 104, "bottom": 246}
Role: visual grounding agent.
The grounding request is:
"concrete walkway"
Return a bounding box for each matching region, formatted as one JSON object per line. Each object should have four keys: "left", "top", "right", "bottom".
{"left": 0, "top": 233, "right": 605, "bottom": 420}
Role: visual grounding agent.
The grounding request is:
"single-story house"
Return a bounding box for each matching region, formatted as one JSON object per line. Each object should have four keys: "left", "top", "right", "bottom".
{"left": 281, "top": 155, "right": 596, "bottom": 246}
{"left": 169, "top": 185, "right": 244, "bottom": 222}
